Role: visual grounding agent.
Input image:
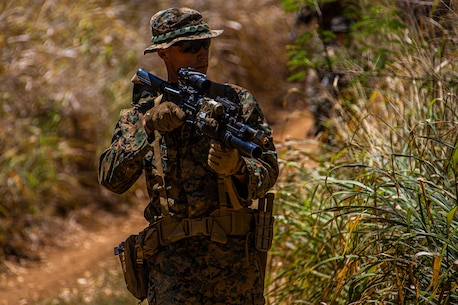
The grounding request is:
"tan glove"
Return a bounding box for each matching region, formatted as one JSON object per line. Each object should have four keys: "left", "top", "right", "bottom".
{"left": 208, "top": 140, "right": 245, "bottom": 176}
{"left": 143, "top": 101, "right": 186, "bottom": 134}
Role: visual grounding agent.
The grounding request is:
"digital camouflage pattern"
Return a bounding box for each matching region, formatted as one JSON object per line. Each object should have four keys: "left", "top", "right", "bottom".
{"left": 146, "top": 236, "right": 265, "bottom": 305}
{"left": 99, "top": 81, "right": 278, "bottom": 304}
{"left": 144, "top": 7, "right": 223, "bottom": 54}
{"left": 99, "top": 83, "right": 278, "bottom": 219}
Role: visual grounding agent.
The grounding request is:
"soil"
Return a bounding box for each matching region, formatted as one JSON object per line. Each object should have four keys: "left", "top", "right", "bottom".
{"left": 0, "top": 110, "right": 314, "bottom": 305}
{"left": 0, "top": 206, "right": 148, "bottom": 305}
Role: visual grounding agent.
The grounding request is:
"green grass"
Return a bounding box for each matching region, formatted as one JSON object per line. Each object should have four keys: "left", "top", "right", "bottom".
{"left": 3, "top": 0, "right": 458, "bottom": 304}
{"left": 268, "top": 1, "right": 458, "bottom": 304}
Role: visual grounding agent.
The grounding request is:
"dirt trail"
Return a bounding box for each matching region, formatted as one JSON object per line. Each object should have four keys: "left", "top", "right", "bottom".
{"left": 0, "top": 111, "right": 313, "bottom": 305}
{"left": 273, "top": 109, "right": 314, "bottom": 142}
{"left": 0, "top": 207, "right": 148, "bottom": 305}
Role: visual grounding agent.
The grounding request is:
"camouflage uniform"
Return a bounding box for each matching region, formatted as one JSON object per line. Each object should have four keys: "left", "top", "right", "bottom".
{"left": 98, "top": 7, "right": 278, "bottom": 305}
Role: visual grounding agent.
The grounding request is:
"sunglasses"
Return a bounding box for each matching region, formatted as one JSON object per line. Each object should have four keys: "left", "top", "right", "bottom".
{"left": 173, "top": 39, "right": 211, "bottom": 54}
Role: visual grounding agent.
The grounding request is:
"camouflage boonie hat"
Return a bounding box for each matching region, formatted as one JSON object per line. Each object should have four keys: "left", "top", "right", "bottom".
{"left": 144, "top": 7, "right": 223, "bottom": 54}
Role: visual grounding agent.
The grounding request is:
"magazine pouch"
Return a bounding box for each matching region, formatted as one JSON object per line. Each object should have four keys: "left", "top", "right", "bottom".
{"left": 255, "top": 193, "right": 275, "bottom": 252}
{"left": 114, "top": 234, "right": 148, "bottom": 302}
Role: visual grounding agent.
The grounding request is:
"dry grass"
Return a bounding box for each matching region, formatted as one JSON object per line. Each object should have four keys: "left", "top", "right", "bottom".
{"left": 0, "top": 0, "right": 299, "bottom": 264}
{"left": 268, "top": 1, "right": 458, "bottom": 304}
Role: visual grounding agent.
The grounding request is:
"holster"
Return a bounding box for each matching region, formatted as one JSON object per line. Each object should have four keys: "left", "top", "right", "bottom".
{"left": 254, "top": 193, "right": 275, "bottom": 288}
{"left": 255, "top": 193, "right": 275, "bottom": 252}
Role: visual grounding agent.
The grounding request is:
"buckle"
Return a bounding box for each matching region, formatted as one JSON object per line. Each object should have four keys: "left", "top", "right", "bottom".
{"left": 183, "top": 217, "right": 212, "bottom": 237}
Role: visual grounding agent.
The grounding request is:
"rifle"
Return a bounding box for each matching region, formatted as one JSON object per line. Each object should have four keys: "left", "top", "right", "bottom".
{"left": 132, "top": 67, "right": 272, "bottom": 158}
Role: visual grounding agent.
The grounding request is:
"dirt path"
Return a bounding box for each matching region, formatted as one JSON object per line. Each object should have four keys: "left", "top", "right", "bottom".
{"left": 0, "top": 110, "right": 313, "bottom": 305}
{"left": 0, "top": 207, "right": 148, "bottom": 305}
{"left": 273, "top": 109, "right": 314, "bottom": 142}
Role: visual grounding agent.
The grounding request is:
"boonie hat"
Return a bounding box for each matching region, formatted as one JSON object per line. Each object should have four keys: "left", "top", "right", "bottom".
{"left": 144, "top": 7, "right": 223, "bottom": 54}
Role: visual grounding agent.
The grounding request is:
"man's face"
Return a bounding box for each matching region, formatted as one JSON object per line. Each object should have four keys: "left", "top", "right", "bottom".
{"left": 158, "top": 39, "right": 211, "bottom": 82}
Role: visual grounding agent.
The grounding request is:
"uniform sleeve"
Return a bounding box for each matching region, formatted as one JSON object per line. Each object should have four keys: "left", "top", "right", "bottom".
{"left": 98, "top": 108, "right": 152, "bottom": 194}
{"left": 232, "top": 85, "right": 279, "bottom": 200}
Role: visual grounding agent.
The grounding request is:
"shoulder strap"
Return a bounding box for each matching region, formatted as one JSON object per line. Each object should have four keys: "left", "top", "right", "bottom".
{"left": 223, "top": 176, "right": 244, "bottom": 210}
{"left": 216, "top": 174, "right": 243, "bottom": 213}
{"left": 151, "top": 95, "right": 170, "bottom": 216}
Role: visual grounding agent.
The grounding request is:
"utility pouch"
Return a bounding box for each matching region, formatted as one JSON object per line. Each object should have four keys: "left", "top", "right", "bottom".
{"left": 114, "top": 234, "right": 148, "bottom": 302}
{"left": 255, "top": 192, "right": 275, "bottom": 252}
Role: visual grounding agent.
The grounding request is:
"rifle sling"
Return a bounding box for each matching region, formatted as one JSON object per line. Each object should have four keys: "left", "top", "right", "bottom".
{"left": 152, "top": 94, "right": 170, "bottom": 216}
{"left": 224, "top": 175, "right": 244, "bottom": 210}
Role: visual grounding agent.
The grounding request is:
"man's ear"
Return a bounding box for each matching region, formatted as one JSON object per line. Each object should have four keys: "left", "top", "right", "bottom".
{"left": 157, "top": 49, "right": 167, "bottom": 59}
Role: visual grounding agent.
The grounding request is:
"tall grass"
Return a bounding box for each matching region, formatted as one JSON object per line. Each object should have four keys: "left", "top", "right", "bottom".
{"left": 269, "top": 0, "right": 458, "bottom": 304}
{"left": 3, "top": 0, "right": 458, "bottom": 304}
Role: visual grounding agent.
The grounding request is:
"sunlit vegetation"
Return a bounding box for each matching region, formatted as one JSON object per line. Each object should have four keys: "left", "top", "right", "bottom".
{"left": 2, "top": 0, "right": 457, "bottom": 304}
{"left": 1, "top": 0, "right": 292, "bottom": 301}
{"left": 268, "top": 0, "right": 458, "bottom": 304}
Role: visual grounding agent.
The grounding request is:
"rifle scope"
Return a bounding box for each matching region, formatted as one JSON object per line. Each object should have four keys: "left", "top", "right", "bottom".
{"left": 177, "top": 68, "right": 211, "bottom": 92}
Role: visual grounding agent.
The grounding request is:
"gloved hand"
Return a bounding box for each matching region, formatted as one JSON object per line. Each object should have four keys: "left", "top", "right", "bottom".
{"left": 143, "top": 101, "right": 186, "bottom": 134}
{"left": 208, "top": 140, "right": 245, "bottom": 176}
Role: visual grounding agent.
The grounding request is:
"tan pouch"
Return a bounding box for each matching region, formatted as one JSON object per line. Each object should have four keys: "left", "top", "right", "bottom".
{"left": 114, "top": 222, "right": 162, "bottom": 302}
{"left": 114, "top": 234, "right": 148, "bottom": 302}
